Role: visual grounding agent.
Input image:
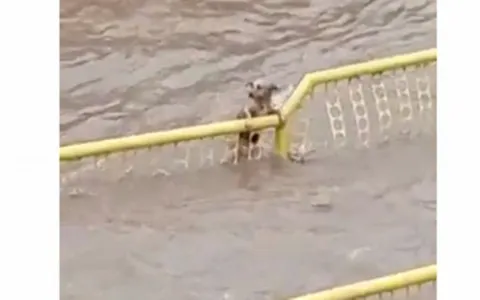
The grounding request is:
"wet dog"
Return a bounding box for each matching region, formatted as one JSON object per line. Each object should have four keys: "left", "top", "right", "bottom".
{"left": 223, "top": 79, "right": 285, "bottom": 163}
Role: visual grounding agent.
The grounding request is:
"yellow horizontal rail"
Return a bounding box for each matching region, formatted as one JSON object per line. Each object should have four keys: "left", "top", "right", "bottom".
{"left": 60, "top": 48, "right": 437, "bottom": 161}
{"left": 281, "top": 48, "right": 437, "bottom": 117}
{"left": 60, "top": 115, "right": 279, "bottom": 161}
{"left": 289, "top": 265, "right": 436, "bottom": 300}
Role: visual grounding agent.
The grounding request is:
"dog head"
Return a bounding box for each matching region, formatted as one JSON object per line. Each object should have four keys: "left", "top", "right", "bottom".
{"left": 245, "top": 79, "right": 279, "bottom": 104}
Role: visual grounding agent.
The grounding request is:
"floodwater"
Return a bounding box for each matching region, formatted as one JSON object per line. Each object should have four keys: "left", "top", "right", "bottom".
{"left": 60, "top": 0, "right": 437, "bottom": 299}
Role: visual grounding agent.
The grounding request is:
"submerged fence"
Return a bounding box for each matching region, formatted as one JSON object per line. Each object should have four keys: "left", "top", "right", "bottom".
{"left": 289, "top": 265, "right": 436, "bottom": 300}
{"left": 60, "top": 48, "right": 436, "bottom": 184}
{"left": 60, "top": 48, "right": 436, "bottom": 162}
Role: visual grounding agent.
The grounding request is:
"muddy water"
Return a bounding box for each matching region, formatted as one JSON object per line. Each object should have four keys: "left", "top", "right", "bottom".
{"left": 60, "top": 0, "right": 437, "bottom": 299}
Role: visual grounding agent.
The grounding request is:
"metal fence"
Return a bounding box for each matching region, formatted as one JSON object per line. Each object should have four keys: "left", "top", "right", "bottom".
{"left": 60, "top": 49, "right": 436, "bottom": 161}
{"left": 60, "top": 49, "right": 436, "bottom": 182}
{"left": 289, "top": 265, "right": 436, "bottom": 300}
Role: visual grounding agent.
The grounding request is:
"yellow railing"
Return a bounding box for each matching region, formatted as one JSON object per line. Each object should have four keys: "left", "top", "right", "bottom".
{"left": 59, "top": 48, "right": 436, "bottom": 161}
{"left": 289, "top": 265, "right": 436, "bottom": 300}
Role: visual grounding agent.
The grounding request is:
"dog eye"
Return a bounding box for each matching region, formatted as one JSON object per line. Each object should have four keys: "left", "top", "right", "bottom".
{"left": 256, "top": 84, "right": 262, "bottom": 89}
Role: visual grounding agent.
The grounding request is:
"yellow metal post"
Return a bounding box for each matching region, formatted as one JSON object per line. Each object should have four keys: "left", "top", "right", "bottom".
{"left": 274, "top": 118, "right": 290, "bottom": 158}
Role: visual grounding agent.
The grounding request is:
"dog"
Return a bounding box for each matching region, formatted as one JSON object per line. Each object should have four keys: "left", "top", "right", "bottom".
{"left": 223, "top": 79, "right": 285, "bottom": 164}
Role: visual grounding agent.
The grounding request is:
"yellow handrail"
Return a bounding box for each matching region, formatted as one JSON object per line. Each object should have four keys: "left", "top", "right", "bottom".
{"left": 60, "top": 48, "right": 437, "bottom": 161}
{"left": 273, "top": 48, "right": 436, "bottom": 156}
{"left": 281, "top": 48, "right": 437, "bottom": 118}
{"left": 289, "top": 264, "right": 436, "bottom": 300}
{"left": 60, "top": 115, "right": 279, "bottom": 161}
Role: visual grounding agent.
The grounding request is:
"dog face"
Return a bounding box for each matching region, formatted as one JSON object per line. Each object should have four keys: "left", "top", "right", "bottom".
{"left": 245, "top": 79, "right": 279, "bottom": 104}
